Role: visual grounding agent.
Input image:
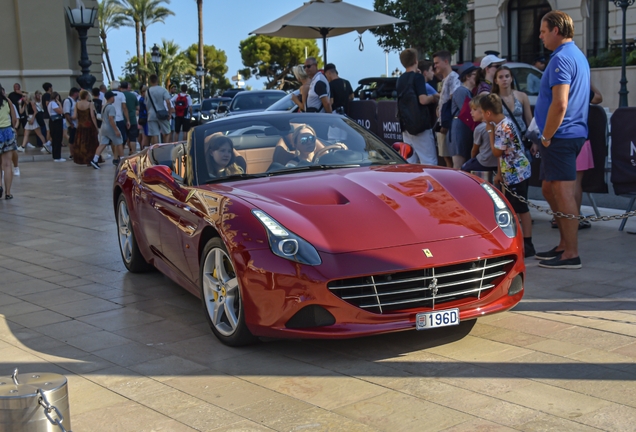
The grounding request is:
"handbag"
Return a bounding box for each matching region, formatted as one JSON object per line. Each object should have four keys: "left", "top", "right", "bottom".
{"left": 138, "top": 117, "right": 148, "bottom": 126}
{"left": 502, "top": 98, "right": 532, "bottom": 150}
{"left": 148, "top": 88, "right": 170, "bottom": 121}
{"left": 458, "top": 96, "right": 477, "bottom": 131}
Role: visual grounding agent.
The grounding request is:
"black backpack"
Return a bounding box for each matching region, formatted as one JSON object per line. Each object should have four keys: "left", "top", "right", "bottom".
{"left": 397, "top": 72, "right": 431, "bottom": 135}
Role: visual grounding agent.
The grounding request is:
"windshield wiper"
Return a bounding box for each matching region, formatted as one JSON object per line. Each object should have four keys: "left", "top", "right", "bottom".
{"left": 203, "top": 173, "right": 269, "bottom": 184}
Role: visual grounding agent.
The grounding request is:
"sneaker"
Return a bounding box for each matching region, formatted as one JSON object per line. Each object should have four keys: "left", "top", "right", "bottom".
{"left": 41, "top": 147, "right": 47, "bottom": 153}
{"left": 112, "top": 158, "right": 120, "bottom": 166}
{"left": 16, "top": 146, "right": 25, "bottom": 153}
{"left": 53, "top": 158, "right": 66, "bottom": 162}
{"left": 13, "top": 167, "right": 20, "bottom": 176}
{"left": 90, "top": 160, "right": 100, "bottom": 169}
{"left": 44, "top": 142, "right": 52, "bottom": 154}
{"left": 26, "top": 143, "right": 35, "bottom": 149}
{"left": 534, "top": 246, "right": 563, "bottom": 260}
{"left": 579, "top": 220, "right": 592, "bottom": 230}
{"left": 538, "top": 256, "right": 582, "bottom": 269}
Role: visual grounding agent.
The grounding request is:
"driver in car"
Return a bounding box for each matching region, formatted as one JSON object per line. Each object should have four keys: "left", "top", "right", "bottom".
{"left": 285, "top": 125, "right": 319, "bottom": 167}
{"left": 206, "top": 135, "right": 244, "bottom": 177}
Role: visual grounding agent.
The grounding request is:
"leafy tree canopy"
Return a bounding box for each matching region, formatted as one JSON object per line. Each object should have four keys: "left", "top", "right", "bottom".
{"left": 239, "top": 35, "right": 321, "bottom": 90}
{"left": 183, "top": 44, "right": 232, "bottom": 95}
{"left": 372, "top": 0, "right": 468, "bottom": 58}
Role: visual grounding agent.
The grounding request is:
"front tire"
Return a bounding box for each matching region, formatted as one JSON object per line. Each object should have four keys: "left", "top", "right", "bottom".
{"left": 117, "top": 194, "right": 153, "bottom": 273}
{"left": 200, "top": 238, "right": 257, "bottom": 346}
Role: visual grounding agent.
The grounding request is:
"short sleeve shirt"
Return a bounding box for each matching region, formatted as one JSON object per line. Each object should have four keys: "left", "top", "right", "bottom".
{"left": 329, "top": 78, "right": 353, "bottom": 113}
{"left": 396, "top": 72, "right": 428, "bottom": 99}
{"left": 493, "top": 117, "right": 531, "bottom": 185}
{"left": 63, "top": 98, "right": 77, "bottom": 127}
{"left": 534, "top": 41, "right": 590, "bottom": 139}
{"left": 307, "top": 72, "right": 330, "bottom": 111}
{"left": 146, "top": 86, "right": 171, "bottom": 121}
{"left": 111, "top": 91, "right": 127, "bottom": 122}
{"left": 438, "top": 71, "right": 460, "bottom": 111}
{"left": 474, "top": 122, "right": 498, "bottom": 168}
{"left": 123, "top": 91, "right": 139, "bottom": 125}
{"left": 42, "top": 93, "right": 51, "bottom": 119}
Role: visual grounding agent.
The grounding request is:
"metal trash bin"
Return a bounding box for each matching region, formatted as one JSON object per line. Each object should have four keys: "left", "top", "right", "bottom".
{"left": 0, "top": 368, "right": 71, "bottom": 432}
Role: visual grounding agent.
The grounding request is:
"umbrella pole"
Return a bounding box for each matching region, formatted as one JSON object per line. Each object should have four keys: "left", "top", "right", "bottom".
{"left": 320, "top": 28, "right": 329, "bottom": 64}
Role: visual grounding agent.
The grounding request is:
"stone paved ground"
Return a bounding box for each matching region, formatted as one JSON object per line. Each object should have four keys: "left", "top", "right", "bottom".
{"left": 1, "top": 157, "right": 636, "bottom": 431}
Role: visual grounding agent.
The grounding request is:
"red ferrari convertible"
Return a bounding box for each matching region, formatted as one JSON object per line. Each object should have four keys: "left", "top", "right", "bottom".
{"left": 113, "top": 112, "right": 525, "bottom": 346}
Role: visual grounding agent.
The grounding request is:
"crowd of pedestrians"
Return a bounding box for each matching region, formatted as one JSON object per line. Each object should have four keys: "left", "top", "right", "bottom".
{"left": 396, "top": 10, "right": 593, "bottom": 269}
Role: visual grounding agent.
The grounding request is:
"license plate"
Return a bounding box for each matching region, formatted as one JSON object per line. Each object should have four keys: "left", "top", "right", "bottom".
{"left": 416, "top": 309, "right": 460, "bottom": 330}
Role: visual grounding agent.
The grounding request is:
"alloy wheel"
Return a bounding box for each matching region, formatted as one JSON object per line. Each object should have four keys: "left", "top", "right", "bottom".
{"left": 118, "top": 200, "right": 133, "bottom": 264}
{"left": 202, "top": 247, "right": 241, "bottom": 336}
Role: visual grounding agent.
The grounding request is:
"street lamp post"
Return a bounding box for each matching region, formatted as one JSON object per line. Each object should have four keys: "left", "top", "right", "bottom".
{"left": 65, "top": 5, "right": 98, "bottom": 90}
{"left": 151, "top": 44, "right": 162, "bottom": 76}
{"left": 612, "top": 0, "right": 635, "bottom": 107}
{"left": 196, "top": 63, "right": 205, "bottom": 101}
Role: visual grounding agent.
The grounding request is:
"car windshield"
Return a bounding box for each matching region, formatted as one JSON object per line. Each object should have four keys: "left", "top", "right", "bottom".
{"left": 192, "top": 113, "right": 404, "bottom": 185}
{"left": 265, "top": 93, "right": 297, "bottom": 112}
{"left": 202, "top": 99, "right": 225, "bottom": 111}
{"left": 229, "top": 93, "right": 285, "bottom": 112}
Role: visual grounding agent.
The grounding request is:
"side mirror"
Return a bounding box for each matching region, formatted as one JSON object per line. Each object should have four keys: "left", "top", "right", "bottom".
{"left": 141, "top": 164, "right": 176, "bottom": 187}
{"left": 392, "top": 142, "right": 413, "bottom": 159}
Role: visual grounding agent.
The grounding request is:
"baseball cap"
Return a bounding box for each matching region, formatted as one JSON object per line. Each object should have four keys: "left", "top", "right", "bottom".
{"left": 104, "top": 90, "right": 115, "bottom": 100}
{"left": 480, "top": 54, "right": 506, "bottom": 69}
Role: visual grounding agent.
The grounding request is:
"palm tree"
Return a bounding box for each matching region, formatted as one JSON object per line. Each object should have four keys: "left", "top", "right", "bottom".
{"left": 121, "top": 0, "right": 174, "bottom": 72}
{"left": 97, "top": 0, "right": 127, "bottom": 83}
{"left": 157, "top": 39, "right": 194, "bottom": 88}
{"left": 197, "top": 0, "right": 204, "bottom": 88}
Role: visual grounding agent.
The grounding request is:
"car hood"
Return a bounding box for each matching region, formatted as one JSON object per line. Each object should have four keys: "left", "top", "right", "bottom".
{"left": 219, "top": 165, "right": 496, "bottom": 254}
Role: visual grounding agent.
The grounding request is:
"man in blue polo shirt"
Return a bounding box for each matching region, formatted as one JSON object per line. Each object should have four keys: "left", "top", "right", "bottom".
{"left": 534, "top": 10, "right": 590, "bottom": 269}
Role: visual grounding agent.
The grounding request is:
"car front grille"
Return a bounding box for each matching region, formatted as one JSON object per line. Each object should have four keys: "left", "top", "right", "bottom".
{"left": 327, "top": 256, "right": 515, "bottom": 314}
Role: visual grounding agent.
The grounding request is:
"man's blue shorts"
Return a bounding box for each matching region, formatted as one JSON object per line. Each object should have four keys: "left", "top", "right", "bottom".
{"left": 540, "top": 137, "right": 585, "bottom": 181}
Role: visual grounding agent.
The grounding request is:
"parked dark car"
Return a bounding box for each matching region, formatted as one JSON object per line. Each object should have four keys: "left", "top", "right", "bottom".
{"left": 218, "top": 90, "right": 286, "bottom": 117}
{"left": 222, "top": 88, "right": 246, "bottom": 99}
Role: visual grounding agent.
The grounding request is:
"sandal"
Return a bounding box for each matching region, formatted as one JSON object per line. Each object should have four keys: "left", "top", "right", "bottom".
{"left": 5, "top": 194, "right": 13, "bottom": 200}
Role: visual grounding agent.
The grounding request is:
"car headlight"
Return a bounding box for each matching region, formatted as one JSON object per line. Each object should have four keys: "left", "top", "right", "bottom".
{"left": 201, "top": 114, "right": 209, "bottom": 120}
{"left": 252, "top": 210, "right": 322, "bottom": 265}
{"left": 481, "top": 183, "right": 517, "bottom": 238}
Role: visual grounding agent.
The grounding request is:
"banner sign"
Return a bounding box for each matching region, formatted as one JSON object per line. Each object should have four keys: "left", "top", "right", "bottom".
{"left": 376, "top": 101, "right": 403, "bottom": 145}
{"left": 348, "top": 100, "right": 378, "bottom": 135}
{"left": 610, "top": 107, "right": 636, "bottom": 196}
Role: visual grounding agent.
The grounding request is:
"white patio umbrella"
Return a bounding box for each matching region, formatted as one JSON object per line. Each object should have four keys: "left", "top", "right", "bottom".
{"left": 250, "top": 0, "right": 406, "bottom": 64}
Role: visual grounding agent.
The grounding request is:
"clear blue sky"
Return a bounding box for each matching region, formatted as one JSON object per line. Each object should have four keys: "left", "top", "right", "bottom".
{"left": 106, "top": 0, "right": 403, "bottom": 90}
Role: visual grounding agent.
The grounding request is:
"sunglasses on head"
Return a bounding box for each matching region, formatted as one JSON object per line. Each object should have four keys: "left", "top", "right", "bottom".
{"left": 300, "top": 135, "right": 316, "bottom": 144}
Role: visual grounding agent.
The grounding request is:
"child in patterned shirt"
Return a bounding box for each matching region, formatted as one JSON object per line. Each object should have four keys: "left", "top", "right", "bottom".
{"left": 480, "top": 93, "right": 535, "bottom": 258}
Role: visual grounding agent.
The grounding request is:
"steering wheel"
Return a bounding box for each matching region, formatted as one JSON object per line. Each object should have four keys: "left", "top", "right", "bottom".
{"left": 312, "top": 143, "right": 348, "bottom": 163}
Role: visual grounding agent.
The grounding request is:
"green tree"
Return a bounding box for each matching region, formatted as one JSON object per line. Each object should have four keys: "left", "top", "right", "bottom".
{"left": 121, "top": 0, "right": 174, "bottom": 74}
{"left": 183, "top": 44, "right": 231, "bottom": 96}
{"left": 97, "top": 0, "right": 127, "bottom": 83}
{"left": 239, "top": 36, "right": 321, "bottom": 89}
{"left": 371, "top": 0, "right": 468, "bottom": 58}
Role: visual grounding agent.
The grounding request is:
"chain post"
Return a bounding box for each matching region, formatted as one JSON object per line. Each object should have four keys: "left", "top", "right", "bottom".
{"left": 37, "top": 388, "right": 71, "bottom": 432}
{"left": 500, "top": 184, "right": 636, "bottom": 222}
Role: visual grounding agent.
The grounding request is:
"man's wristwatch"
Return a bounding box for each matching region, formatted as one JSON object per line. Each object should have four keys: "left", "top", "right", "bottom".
{"left": 540, "top": 134, "right": 551, "bottom": 143}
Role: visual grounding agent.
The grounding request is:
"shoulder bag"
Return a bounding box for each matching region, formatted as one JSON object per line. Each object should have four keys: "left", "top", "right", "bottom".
{"left": 148, "top": 88, "right": 170, "bottom": 121}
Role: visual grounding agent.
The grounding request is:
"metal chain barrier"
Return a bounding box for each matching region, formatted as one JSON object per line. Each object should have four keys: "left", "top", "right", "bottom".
{"left": 37, "top": 389, "right": 71, "bottom": 432}
{"left": 500, "top": 183, "right": 636, "bottom": 222}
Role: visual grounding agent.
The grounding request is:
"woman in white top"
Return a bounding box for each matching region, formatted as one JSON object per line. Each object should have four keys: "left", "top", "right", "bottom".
{"left": 48, "top": 92, "right": 65, "bottom": 162}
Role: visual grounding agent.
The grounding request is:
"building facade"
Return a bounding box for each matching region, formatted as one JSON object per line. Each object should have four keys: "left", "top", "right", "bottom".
{"left": 467, "top": 0, "right": 635, "bottom": 64}
{"left": 0, "top": 0, "right": 103, "bottom": 95}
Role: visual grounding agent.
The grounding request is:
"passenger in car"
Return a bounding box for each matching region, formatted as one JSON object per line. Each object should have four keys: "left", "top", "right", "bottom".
{"left": 272, "top": 124, "right": 325, "bottom": 166}
{"left": 206, "top": 135, "right": 244, "bottom": 177}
